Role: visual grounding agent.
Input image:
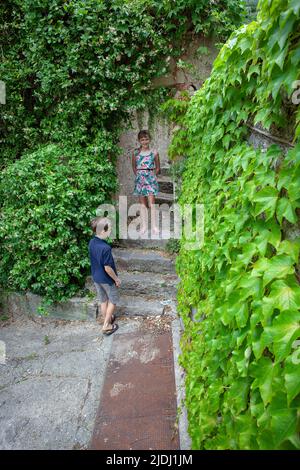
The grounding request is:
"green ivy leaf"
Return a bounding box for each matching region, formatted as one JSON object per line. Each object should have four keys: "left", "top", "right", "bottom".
{"left": 252, "top": 326, "right": 270, "bottom": 360}
{"left": 257, "top": 430, "right": 275, "bottom": 450}
{"left": 238, "top": 275, "right": 263, "bottom": 301}
{"left": 254, "top": 108, "right": 271, "bottom": 125}
{"left": 252, "top": 187, "right": 279, "bottom": 220}
{"left": 288, "top": 181, "right": 300, "bottom": 203}
{"left": 266, "top": 278, "right": 300, "bottom": 312}
{"left": 251, "top": 257, "right": 270, "bottom": 277}
{"left": 236, "top": 412, "right": 256, "bottom": 449}
{"left": 232, "top": 346, "right": 251, "bottom": 377}
{"left": 250, "top": 389, "right": 264, "bottom": 418}
{"left": 236, "top": 242, "right": 257, "bottom": 265}
{"left": 276, "top": 197, "right": 297, "bottom": 224}
{"left": 250, "top": 357, "right": 279, "bottom": 406}
{"left": 278, "top": 13, "right": 296, "bottom": 50}
{"left": 266, "top": 221, "right": 282, "bottom": 249}
{"left": 271, "top": 408, "right": 297, "bottom": 448}
{"left": 277, "top": 240, "right": 300, "bottom": 264}
{"left": 291, "top": 0, "right": 300, "bottom": 15}
{"left": 252, "top": 230, "right": 269, "bottom": 256}
{"left": 284, "top": 357, "right": 300, "bottom": 404}
{"left": 235, "top": 302, "right": 249, "bottom": 328}
{"left": 264, "top": 310, "right": 300, "bottom": 362}
{"left": 262, "top": 255, "right": 295, "bottom": 287}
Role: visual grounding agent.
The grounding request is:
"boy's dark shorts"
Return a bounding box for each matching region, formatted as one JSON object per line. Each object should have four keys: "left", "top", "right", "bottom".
{"left": 94, "top": 282, "right": 119, "bottom": 305}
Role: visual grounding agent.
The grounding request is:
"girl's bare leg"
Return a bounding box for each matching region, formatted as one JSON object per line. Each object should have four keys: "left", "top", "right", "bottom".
{"left": 148, "top": 194, "right": 159, "bottom": 234}
{"left": 139, "top": 196, "right": 148, "bottom": 234}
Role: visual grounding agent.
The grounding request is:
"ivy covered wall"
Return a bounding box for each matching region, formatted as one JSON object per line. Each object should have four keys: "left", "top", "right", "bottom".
{"left": 167, "top": 0, "right": 300, "bottom": 450}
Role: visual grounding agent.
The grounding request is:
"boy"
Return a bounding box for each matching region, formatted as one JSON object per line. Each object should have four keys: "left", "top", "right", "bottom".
{"left": 88, "top": 217, "right": 121, "bottom": 335}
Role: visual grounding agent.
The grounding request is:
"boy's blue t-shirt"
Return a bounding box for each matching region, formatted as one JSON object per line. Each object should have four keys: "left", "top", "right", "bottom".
{"left": 88, "top": 236, "right": 117, "bottom": 285}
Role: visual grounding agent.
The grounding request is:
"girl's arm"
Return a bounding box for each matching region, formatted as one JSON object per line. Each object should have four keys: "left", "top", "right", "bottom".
{"left": 154, "top": 151, "right": 160, "bottom": 176}
{"left": 132, "top": 152, "right": 137, "bottom": 175}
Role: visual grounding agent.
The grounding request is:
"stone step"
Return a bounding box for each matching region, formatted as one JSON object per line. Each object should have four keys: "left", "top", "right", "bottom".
{"left": 113, "top": 248, "right": 175, "bottom": 274}
{"left": 159, "top": 181, "right": 174, "bottom": 194}
{"left": 160, "top": 167, "right": 171, "bottom": 177}
{"left": 157, "top": 174, "right": 174, "bottom": 194}
{"left": 116, "top": 237, "right": 169, "bottom": 249}
{"left": 85, "top": 271, "right": 178, "bottom": 299}
{"left": 156, "top": 192, "right": 174, "bottom": 203}
{"left": 116, "top": 222, "right": 176, "bottom": 249}
{"left": 1, "top": 289, "right": 176, "bottom": 322}
{"left": 1, "top": 290, "right": 97, "bottom": 321}
{"left": 157, "top": 175, "right": 173, "bottom": 183}
{"left": 116, "top": 295, "right": 176, "bottom": 317}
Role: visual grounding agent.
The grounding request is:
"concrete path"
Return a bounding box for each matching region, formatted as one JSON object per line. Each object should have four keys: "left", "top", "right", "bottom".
{"left": 90, "top": 317, "right": 179, "bottom": 450}
{"left": 0, "top": 314, "right": 111, "bottom": 449}
{"left": 0, "top": 313, "right": 188, "bottom": 450}
{"left": 0, "top": 244, "right": 190, "bottom": 450}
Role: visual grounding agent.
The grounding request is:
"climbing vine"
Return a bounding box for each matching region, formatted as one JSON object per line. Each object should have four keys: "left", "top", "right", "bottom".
{"left": 168, "top": 0, "right": 300, "bottom": 449}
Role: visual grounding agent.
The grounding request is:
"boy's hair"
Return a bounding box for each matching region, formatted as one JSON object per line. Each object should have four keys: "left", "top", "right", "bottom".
{"left": 90, "top": 217, "right": 100, "bottom": 233}
{"left": 138, "top": 129, "right": 151, "bottom": 140}
{"left": 90, "top": 217, "right": 110, "bottom": 234}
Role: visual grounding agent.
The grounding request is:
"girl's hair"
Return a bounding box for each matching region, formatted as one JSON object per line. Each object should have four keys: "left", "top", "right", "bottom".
{"left": 138, "top": 129, "right": 151, "bottom": 140}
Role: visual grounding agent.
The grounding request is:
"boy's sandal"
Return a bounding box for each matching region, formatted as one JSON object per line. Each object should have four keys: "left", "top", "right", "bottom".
{"left": 102, "top": 323, "right": 119, "bottom": 336}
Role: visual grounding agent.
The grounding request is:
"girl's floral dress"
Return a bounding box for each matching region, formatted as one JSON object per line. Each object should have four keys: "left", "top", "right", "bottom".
{"left": 133, "top": 149, "right": 159, "bottom": 196}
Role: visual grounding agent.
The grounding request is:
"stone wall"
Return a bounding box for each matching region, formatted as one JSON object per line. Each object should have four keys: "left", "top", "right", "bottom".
{"left": 116, "top": 36, "right": 219, "bottom": 208}
{"left": 0, "top": 289, "right": 97, "bottom": 321}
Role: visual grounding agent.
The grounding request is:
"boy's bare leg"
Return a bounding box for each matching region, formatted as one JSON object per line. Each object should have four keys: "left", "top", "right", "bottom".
{"left": 97, "top": 301, "right": 108, "bottom": 324}
{"left": 103, "top": 302, "right": 116, "bottom": 331}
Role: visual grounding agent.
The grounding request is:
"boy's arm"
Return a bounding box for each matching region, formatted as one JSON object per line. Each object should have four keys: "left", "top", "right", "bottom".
{"left": 104, "top": 266, "right": 120, "bottom": 284}
{"left": 102, "top": 247, "right": 121, "bottom": 287}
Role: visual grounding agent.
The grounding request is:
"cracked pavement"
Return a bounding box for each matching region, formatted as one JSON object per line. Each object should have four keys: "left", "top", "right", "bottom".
{"left": 0, "top": 312, "right": 189, "bottom": 450}
{"left": 0, "top": 314, "right": 113, "bottom": 450}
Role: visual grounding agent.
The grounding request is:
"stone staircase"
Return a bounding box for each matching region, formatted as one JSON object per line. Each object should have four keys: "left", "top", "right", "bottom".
{"left": 2, "top": 245, "right": 179, "bottom": 322}
{"left": 2, "top": 167, "right": 178, "bottom": 321}
{"left": 117, "top": 166, "right": 176, "bottom": 249}
{"left": 156, "top": 166, "right": 174, "bottom": 205}
{"left": 86, "top": 247, "right": 178, "bottom": 318}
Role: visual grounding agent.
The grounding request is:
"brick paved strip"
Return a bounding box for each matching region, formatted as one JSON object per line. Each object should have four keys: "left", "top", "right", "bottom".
{"left": 90, "top": 328, "right": 179, "bottom": 450}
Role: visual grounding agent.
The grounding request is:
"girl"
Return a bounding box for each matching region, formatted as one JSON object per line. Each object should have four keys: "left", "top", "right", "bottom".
{"left": 132, "top": 130, "right": 160, "bottom": 235}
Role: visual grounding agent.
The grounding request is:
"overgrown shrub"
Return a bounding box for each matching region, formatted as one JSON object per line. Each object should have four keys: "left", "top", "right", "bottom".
{"left": 0, "top": 0, "right": 245, "bottom": 167}
{"left": 0, "top": 0, "right": 245, "bottom": 302}
{"left": 168, "top": 0, "right": 300, "bottom": 450}
{"left": 0, "top": 139, "right": 117, "bottom": 303}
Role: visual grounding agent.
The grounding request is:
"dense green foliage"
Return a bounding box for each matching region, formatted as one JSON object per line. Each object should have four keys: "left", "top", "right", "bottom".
{"left": 0, "top": 141, "right": 116, "bottom": 302}
{"left": 167, "top": 0, "right": 300, "bottom": 449}
{"left": 0, "top": 0, "right": 244, "bottom": 167}
{"left": 0, "top": 0, "right": 244, "bottom": 302}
